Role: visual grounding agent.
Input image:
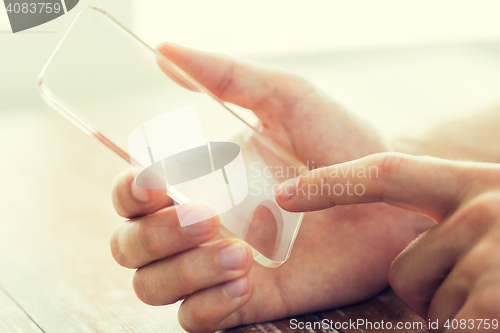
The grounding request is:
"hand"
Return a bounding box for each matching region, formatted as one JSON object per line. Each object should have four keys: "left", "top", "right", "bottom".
{"left": 110, "top": 44, "right": 434, "bottom": 332}
{"left": 277, "top": 153, "right": 500, "bottom": 332}
{"left": 392, "top": 106, "right": 500, "bottom": 163}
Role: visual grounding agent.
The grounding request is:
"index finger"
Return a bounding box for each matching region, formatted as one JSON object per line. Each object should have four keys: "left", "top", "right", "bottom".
{"left": 276, "top": 153, "right": 500, "bottom": 222}
{"left": 156, "top": 43, "right": 313, "bottom": 124}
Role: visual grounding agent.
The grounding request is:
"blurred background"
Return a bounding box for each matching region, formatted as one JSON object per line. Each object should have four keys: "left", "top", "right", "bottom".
{"left": 0, "top": 1, "right": 500, "bottom": 331}
{"left": 2, "top": 0, "right": 500, "bottom": 135}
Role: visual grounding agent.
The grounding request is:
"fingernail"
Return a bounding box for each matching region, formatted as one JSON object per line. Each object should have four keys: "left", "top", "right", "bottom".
{"left": 277, "top": 178, "right": 298, "bottom": 202}
{"left": 183, "top": 207, "right": 214, "bottom": 237}
{"left": 224, "top": 277, "right": 249, "bottom": 298}
{"left": 218, "top": 243, "right": 248, "bottom": 270}
{"left": 131, "top": 180, "right": 150, "bottom": 202}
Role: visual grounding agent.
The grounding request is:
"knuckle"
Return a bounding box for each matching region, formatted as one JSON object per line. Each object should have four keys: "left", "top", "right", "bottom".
{"left": 454, "top": 192, "right": 500, "bottom": 232}
{"left": 473, "top": 192, "right": 500, "bottom": 220}
{"left": 257, "top": 70, "right": 315, "bottom": 115}
{"left": 133, "top": 266, "right": 179, "bottom": 306}
{"left": 138, "top": 222, "right": 164, "bottom": 258}
{"left": 179, "top": 306, "right": 214, "bottom": 333}
{"left": 457, "top": 240, "right": 500, "bottom": 287}
{"left": 470, "top": 284, "right": 500, "bottom": 317}
{"left": 134, "top": 263, "right": 185, "bottom": 306}
{"left": 175, "top": 254, "right": 196, "bottom": 288}
{"left": 468, "top": 240, "right": 500, "bottom": 269}
{"left": 376, "top": 152, "right": 406, "bottom": 175}
{"left": 465, "top": 246, "right": 489, "bottom": 269}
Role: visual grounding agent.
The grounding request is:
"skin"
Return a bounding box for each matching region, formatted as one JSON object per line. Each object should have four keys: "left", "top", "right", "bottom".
{"left": 392, "top": 106, "right": 500, "bottom": 164}
{"left": 277, "top": 154, "right": 500, "bottom": 333}
{"left": 110, "top": 43, "right": 452, "bottom": 333}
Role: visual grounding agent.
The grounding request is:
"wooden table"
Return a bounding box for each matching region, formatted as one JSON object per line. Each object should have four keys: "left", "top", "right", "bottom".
{"left": 0, "top": 109, "right": 428, "bottom": 332}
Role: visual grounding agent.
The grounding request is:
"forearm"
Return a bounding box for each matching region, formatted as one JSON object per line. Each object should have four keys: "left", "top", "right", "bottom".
{"left": 391, "top": 105, "right": 500, "bottom": 163}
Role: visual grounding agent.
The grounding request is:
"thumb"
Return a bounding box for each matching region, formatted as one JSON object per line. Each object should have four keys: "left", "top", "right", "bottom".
{"left": 276, "top": 153, "right": 494, "bottom": 222}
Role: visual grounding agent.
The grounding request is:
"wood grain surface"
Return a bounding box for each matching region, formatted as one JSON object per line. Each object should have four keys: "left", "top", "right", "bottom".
{"left": 0, "top": 109, "right": 428, "bottom": 332}
{"left": 225, "top": 289, "right": 428, "bottom": 333}
{"left": 0, "top": 109, "right": 183, "bottom": 332}
{"left": 0, "top": 286, "right": 42, "bottom": 333}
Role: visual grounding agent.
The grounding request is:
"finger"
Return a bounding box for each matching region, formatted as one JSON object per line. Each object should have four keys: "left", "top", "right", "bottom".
{"left": 133, "top": 239, "right": 252, "bottom": 306}
{"left": 112, "top": 169, "right": 173, "bottom": 218}
{"left": 448, "top": 276, "right": 500, "bottom": 333}
{"left": 276, "top": 152, "right": 499, "bottom": 221}
{"left": 178, "top": 276, "right": 253, "bottom": 333}
{"left": 388, "top": 227, "right": 460, "bottom": 318}
{"left": 244, "top": 203, "right": 284, "bottom": 259}
{"left": 429, "top": 243, "right": 500, "bottom": 332}
{"left": 110, "top": 203, "right": 219, "bottom": 268}
{"left": 389, "top": 193, "right": 500, "bottom": 318}
{"left": 156, "top": 43, "right": 312, "bottom": 123}
{"left": 425, "top": 274, "right": 468, "bottom": 332}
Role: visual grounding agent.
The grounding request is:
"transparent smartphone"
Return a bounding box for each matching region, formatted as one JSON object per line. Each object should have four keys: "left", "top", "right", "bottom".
{"left": 38, "top": 7, "right": 305, "bottom": 267}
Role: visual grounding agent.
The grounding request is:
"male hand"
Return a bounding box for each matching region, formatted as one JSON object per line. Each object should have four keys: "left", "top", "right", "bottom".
{"left": 110, "top": 44, "right": 434, "bottom": 332}
{"left": 277, "top": 153, "right": 500, "bottom": 332}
